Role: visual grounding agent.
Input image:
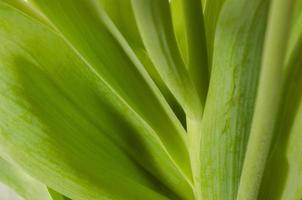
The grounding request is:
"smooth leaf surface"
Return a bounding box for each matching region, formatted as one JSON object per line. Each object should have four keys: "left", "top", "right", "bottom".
{"left": 0, "top": 157, "right": 52, "bottom": 200}
{"left": 203, "top": 0, "right": 226, "bottom": 62}
{"left": 287, "top": 0, "right": 302, "bottom": 60}
{"left": 237, "top": 0, "right": 295, "bottom": 199}
{"left": 258, "top": 29, "right": 302, "bottom": 200}
{"left": 131, "top": 0, "right": 202, "bottom": 118}
{"left": 0, "top": 2, "right": 193, "bottom": 199}
{"left": 99, "top": 0, "right": 187, "bottom": 127}
{"left": 1, "top": 0, "right": 301, "bottom": 200}
{"left": 48, "top": 188, "right": 71, "bottom": 200}
{"left": 27, "top": 1, "right": 191, "bottom": 180}
{"left": 170, "top": 0, "right": 208, "bottom": 105}
{"left": 199, "top": 0, "right": 268, "bottom": 199}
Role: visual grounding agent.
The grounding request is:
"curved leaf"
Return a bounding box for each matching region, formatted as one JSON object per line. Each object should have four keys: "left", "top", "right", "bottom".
{"left": 258, "top": 31, "right": 302, "bottom": 200}
{"left": 99, "top": 0, "right": 186, "bottom": 127}
{"left": 26, "top": 1, "right": 191, "bottom": 178}
{"left": 0, "top": 157, "right": 52, "bottom": 200}
{"left": 199, "top": 0, "right": 268, "bottom": 199}
{"left": 131, "top": 0, "right": 202, "bottom": 118}
{"left": 170, "top": 0, "right": 208, "bottom": 105}
{"left": 203, "top": 0, "right": 226, "bottom": 62}
{"left": 0, "top": 2, "right": 193, "bottom": 199}
{"left": 238, "top": 0, "right": 296, "bottom": 199}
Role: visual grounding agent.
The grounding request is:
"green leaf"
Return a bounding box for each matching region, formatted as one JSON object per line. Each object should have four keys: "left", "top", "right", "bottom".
{"left": 199, "top": 0, "right": 268, "bottom": 199}
{"left": 287, "top": 0, "right": 302, "bottom": 60}
{"left": 237, "top": 0, "right": 296, "bottom": 199}
{"left": 170, "top": 0, "right": 209, "bottom": 105}
{"left": 203, "top": 0, "right": 226, "bottom": 62}
{"left": 99, "top": 0, "right": 187, "bottom": 127}
{"left": 131, "top": 2, "right": 207, "bottom": 199}
{"left": 0, "top": 157, "right": 52, "bottom": 200}
{"left": 0, "top": 1, "right": 193, "bottom": 199}
{"left": 257, "top": 24, "right": 302, "bottom": 200}
{"left": 26, "top": 1, "right": 191, "bottom": 179}
{"left": 131, "top": 0, "right": 202, "bottom": 118}
{"left": 170, "top": 0, "right": 188, "bottom": 65}
{"left": 48, "top": 188, "right": 71, "bottom": 200}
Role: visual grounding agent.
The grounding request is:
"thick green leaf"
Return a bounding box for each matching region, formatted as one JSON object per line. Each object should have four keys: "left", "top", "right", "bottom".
{"left": 199, "top": 0, "right": 268, "bottom": 199}
{"left": 131, "top": 0, "right": 202, "bottom": 118}
{"left": 170, "top": 0, "right": 188, "bottom": 65}
{"left": 287, "top": 0, "right": 302, "bottom": 60}
{"left": 170, "top": 0, "right": 208, "bottom": 105}
{"left": 237, "top": 0, "right": 295, "bottom": 199}
{"left": 48, "top": 188, "right": 71, "bottom": 200}
{"left": 0, "top": 2, "right": 193, "bottom": 199}
{"left": 258, "top": 27, "right": 302, "bottom": 200}
{"left": 98, "top": 0, "right": 141, "bottom": 49}
{"left": 26, "top": 1, "right": 191, "bottom": 179}
{"left": 99, "top": 0, "right": 186, "bottom": 127}
{"left": 131, "top": 2, "right": 207, "bottom": 198}
{"left": 0, "top": 157, "right": 52, "bottom": 200}
{"left": 203, "top": 0, "right": 226, "bottom": 62}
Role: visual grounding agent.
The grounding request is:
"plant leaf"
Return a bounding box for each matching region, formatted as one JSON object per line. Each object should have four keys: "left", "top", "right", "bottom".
{"left": 26, "top": 1, "right": 191, "bottom": 178}
{"left": 131, "top": 0, "right": 202, "bottom": 118}
{"left": 237, "top": 0, "right": 296, "bottom": 199}
{"left": 0, "top": 157, "right": 52, "bottom": 200}
{"left": 99, "top": 0, "right": 187, "bottom": 127}
{"left": 0, "top": 1, "right": 193, "bottom": 199}
{"left": 258, "top": 23, "right": 302, "bottom": 200}
{"left": 203, "top": 0, "right": 226, "bottom": 62}
{"left": 170, "top": 0, "right": 208, "bottom": 105}
{"left": 287, "top": 0, "right": 302, "bottom": 60}
{"left": 199, "top": 0, "right": 268, "bottom": 199}
{"left": 48, "top": 188, "right": 71, "bottom": 200}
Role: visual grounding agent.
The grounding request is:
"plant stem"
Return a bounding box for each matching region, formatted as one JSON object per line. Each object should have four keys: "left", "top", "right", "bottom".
{"left": 187, "top": 117, "right": 202, "bottom": 200}
{"left": 180, "top": 2, "right": 208, "bottom": 197}
{"left": 237, "top": 0, "right": 295, "bottom": 199}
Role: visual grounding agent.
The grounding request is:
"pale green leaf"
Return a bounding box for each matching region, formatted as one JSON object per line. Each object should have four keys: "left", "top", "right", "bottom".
{"left": 199, "top": 0, "right": 268, "bottom": 199}
{"left": 238, "top": 0, "right": 296, "bottom": 199}
{"left": 99, "top": 0, "right": 186, "bottom": 127}
{"left": 0, "top": 1, "right": 193, "bottom": 199}
{"left": 0, "top": 157, "right": 52, "bottom": 200}
{"left": 48, "top": 188, "right": 71, "bottom": 200}
{"left": 203, "top": 0, "right": 226, "bottom": 62}
{"left": 170, "top": 0, "right": 209, "bottom": 105}
{"left": 287, "top": 0, "right": 302, "bottom": 60}
{"left": 131, "top": 0, "right": 202, "bottom": 118}
{"left": 257, "top": 27, "right": 302, "bottom": 200}
{"left": 26, "top": 1, "right": 191, "bottom": 178}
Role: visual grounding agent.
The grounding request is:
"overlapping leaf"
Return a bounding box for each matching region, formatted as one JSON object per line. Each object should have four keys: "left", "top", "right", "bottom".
{"left": 171, "top": 0, "right": 208, "bottom": 107}
{"left": 0, "top": 157, "right": 52, "bottom": 200}
{"left": 258, "top": 17, "right": 302, "bottom": 200}
{"left": 99, "top": 0, "right": 186, "bottom": 126}
{"left": 131, "top": 0, "right": 202, "bottom": 118}
{"left": 0, "top": 1, "right": 193, "bottom": 199}
{"left": 0, "top": 0, "right": 301, "bottom": 200}
{"left": 199, "top": 0, "right": 269, "bottom": 199}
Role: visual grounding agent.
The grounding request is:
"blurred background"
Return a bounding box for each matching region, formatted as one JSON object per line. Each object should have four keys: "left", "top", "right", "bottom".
{"left": 0, "top": 183, "right": 22, "bottom": 200}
